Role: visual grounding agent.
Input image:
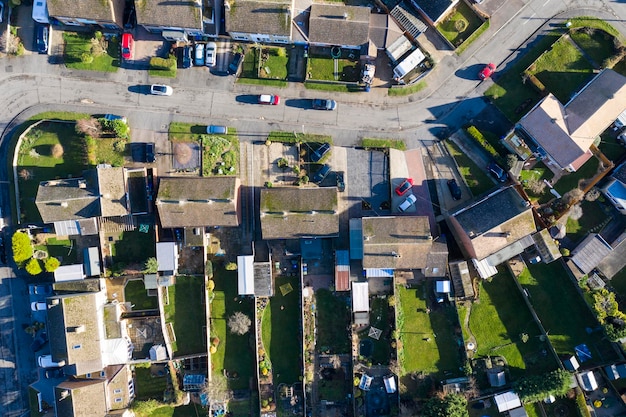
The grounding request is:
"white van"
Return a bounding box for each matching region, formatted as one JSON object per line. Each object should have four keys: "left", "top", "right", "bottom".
{"left": 38, "top": 354, "right": 65, "bottom": 368}
{"left": 398, "top": 194, "right": 417, "bottom": 212}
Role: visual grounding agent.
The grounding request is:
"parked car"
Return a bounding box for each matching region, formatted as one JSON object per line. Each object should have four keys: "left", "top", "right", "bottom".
{"left": 479, "top": 63, "right": 496, "bottom": 80}
{"left": 36, "top": 23, "right": 49, "bottom": 54}
{"left": 258, "top": 94, "right": 280, "bottom": 105}
{"left": 395, "top": 178, "right": 414, "bottom": 196}
{"left": 336, "top": 172, "right": 345, "bottom": 192}
{"left": 178, "top": 46, "right": 192, "bottom": 69}
{"left": 398, "top": 194, "right": 417, "bottom": 212}
{"left": 447, "top": 179, "right": 462, "bottom": 200}
{"left": 312, "top": 99, "right": 337, "bottom": 111}
{"left": 205, "top": 42, "right": 217, "bottom": 67}
{"left": 29, "top": 284, "right": 52, "bottom": 296}
{"left": 487, "top": 162, "right": 507, "bottom": 182}
{"left": 312, "top": 164, "right": 331, "bottom": 184}
{"left": 145, "top": 143, "right": 156, "bottom": 163}
{"left": 228, "top": 52, "right": 243, "bottom": 74}
{"left": 31, "top": 330, "right": 48, "bottom": 352}
{"left": 207, "top": 125, "right": 227, "bottom": 135}
{"left": 121, "top": 33, "right": 133, "bottom": 60}
{"left": 194, "top": 43, "right": 205, "bottom": 66}
{"left": 103, "top": 114, "right": 127, "bottom": 123}
{"left": 45, "top": 368, "right": 64, "bottom": 379}
{"left": 31, "top": 302, "right": 47, "bottom": 311}
{"left": 150, "top": 84, "right": 173, "bottom": 96}
{"left": 310, "top": 143, "right": 330, "bottom": 163}
{"left": 38, "top": 354, "right": 65, "bottom": 369}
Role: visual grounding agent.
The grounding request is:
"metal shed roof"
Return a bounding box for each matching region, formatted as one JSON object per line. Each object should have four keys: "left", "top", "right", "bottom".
{"left": 352, "top": 282, "right": 369, "bottom": 312}
{"left": 238, "top": 255, "right": 255, "bottom": 296}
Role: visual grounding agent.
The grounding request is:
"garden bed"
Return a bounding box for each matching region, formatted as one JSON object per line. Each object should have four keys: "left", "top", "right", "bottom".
{"left": 63, "top": 32, "right": 119, "bottom": 72}
{"left": 125, "top": 279, "right": 158, "bottom": 310}
{"left": 436, "top": 1, "right": 483, "bottom": 48}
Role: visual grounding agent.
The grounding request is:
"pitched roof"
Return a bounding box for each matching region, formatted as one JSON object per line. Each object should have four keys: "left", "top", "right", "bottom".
{"left": 260, "top": 187, "right": 338, "bottom": 239}
{"left": 571, "top": 233, "right": 612, "bottom": 274}
{"left": 519, "top": 69, "right": 626, "bottom": 169}
{"left": 54, "top": 379, "right": 107, "bottom": 417}
{"left": 612, "top": 160, "right": 626, "bottom": 185}
{"left": 361, "top": 216, "right": 433, "bottom": 270}
{"left": 35, "top": 175, "right": 101, "bottom": 223}
{"left": 409, "top": 0, "right": 455, "bottom": 23}
{"left": 47, "top": 0, "right": 125, "bottom": 24}
{"left": 135, "top": 0, "right": 202, "bottom": 29}
{"left": 156, "top": 176, "right": 240, "bottom": 228}
{"left": 226, "top": 0, "right": 292, "bottom": 37}
{"left": 309, "top": 4, "right": 370, "bottom": 47}
{"left": 47, "top": 292, "right": 103, "bottom": 376}
{"left": 96, "top": 167, "right": 128, "bottom": 217}
{"left": 448, "top": 186, "right": 536, "bottom": 260}
{"left": 597, "top": 232, "right": 626, "bottom": 278}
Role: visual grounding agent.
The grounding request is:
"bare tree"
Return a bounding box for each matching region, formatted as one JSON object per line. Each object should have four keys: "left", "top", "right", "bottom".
{"left": 75, "top": 118, "right": 102, "bottom": 137}
{"left": 563, "top": 188, "right": 584, "bottom": 207}
{"left": 329, "top": 354, "right": 341, "bottom": 369}
{"left": 19, "top": 169, "right": 32, "bottom": 180}
{"left": 227, "top": 311, "right": 252, "bottom": 335}
{"left": 204, "top": 376, "right": 229, "bottom": 404}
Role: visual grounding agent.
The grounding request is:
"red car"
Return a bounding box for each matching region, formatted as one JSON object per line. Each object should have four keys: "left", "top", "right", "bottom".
{"left": 258, "top": 94, "right": 280, "bottom": 105}
{"left": 121, "top": 33, "right": 134, "bottom": 60}
{"left": 479, "top": 63, "right": 496, "bottom": 80}
{"left": 395, "top": 178, "right": 414, "bottom": 196}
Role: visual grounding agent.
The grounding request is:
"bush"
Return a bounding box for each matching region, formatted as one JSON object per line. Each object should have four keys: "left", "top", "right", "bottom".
{"left": 81, "top": 52, "right": 94, "bottom": 64}
{"left": 150, "top": 56, "right": 176, "bottom": 71}
{"left": 206, "top": 260, "right": 213, "bottom": 278}
{"left": 26, "top": 258, "right": 43, "bottom": 275}
{"left": 225, "top": 262, "right": 237, "bottom": 271}
{"left": 12, "top": 232, "right": 33, "bottom": 263}
{"left": 113, "top": 139, "right": 127, "bottom": 153}
{"left": 143, "top": 257, "right": 158, "bottom": 274}
{"left": 514, "top": 369, "right": 571, "bottom": 404}
{"left": 208, "top": 279, "right": 215, "bottom": 291}
{"left": 465, "top": 126, "right": 499, "bottom": 159}
{"left": 44, "top": 257, "right": 61, "bottom": 272}
{"left": 51, "top": 143, "right": 64, "bottom": 158}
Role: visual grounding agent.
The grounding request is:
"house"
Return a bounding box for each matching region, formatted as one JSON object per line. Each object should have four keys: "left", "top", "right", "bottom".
{"left": 446, "top": 186, "right": 537, "bottom": 278}
{"left": 135, "top": 0, "right": 204, "bottom": 40}
{"left": 36, "top": 177, "right": 100, "bottom": 223}
{"left": 308, "top": 4, "right": 371, "bottom": 49}
{"left": 259, "top": 187, "right": 338, "bottom": 240}
{"left": 389, "top": 2, "right": 428, "bottom": 43}
{"left": 96, "top": 166, "right": 129, "bottom": 217}
{"left": 517, "top": 69, "right": 626, "bottom": 172}
{"left": 156, "top": 176, "right": 241, "bottom": 228}
{"left": 225, "top": 0, "right": 293, "bottom": 44}
{"left": 602, "top": 161, "right": 626, "bottom": 213}
{"left": 46, "top": 0, "right": 125, "bottom": 30}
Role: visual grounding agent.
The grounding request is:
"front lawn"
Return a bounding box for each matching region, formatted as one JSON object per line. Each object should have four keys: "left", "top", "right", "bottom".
{"left": 307, "top": 56, "right": 359, "bottom": 82}
{"left": 268, "top": 131, "right": 332, "bottom": 144}
{"left": 259, "top": 48, "right": 288, "bottom": 80}
{"left": 63, "top": 32, "right": 119, "bottom": 72}
{"left": 570, "top": 29, "right": 616, "bottom": 65}
{"left": 261, "top": 275, "right": 302, "bottom": 385}
{"left": 436, "top": 1, "right": 483, "bottom": 47}
{"left": 445, "top": 140, "right": 494, "bottom": 196}
{"left": 210, "top": 268, "right": 255, "bottom": 391}
{"left": 163, "top": 275, "right": 206, "bottom": 356}
{"left": 361, "top": 138, "right": 406, "bottom": 151}
{"left": 125, "top": 279, "right": 158, "bottom": 310}
{"left": 517, "top": 263, "right": 617, "bottom": 363}
{"left": 397, "top": 284, "right": 462, "bottom": 377}
{"left": 315, "top": 289, "right": 351, "bottom": 354}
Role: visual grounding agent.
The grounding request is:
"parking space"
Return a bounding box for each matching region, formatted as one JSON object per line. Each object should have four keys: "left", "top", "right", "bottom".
{"left": 345, "top": 148, "right": 389, "bottom": 218}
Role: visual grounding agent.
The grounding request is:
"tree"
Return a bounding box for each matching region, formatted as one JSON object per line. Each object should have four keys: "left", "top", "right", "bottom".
{"left": 422, "top": 393, "right": 468, "bottom": 417}
{"left": 227, "top": 311, "right": 252, "bottom": 335}
{"left": 514, "top": 369, "right": 571, "bottom": 403}
{"left": 51, "top": 144, "right": 64, "bottom": 159}
{"left": 506, "top": 153, "right": 518, "bottom": 169}
{"left": 143, "top": 257, "right": 159, "bottom": 274}
{"left": 563, "top": 188, "right": 584, "bottom": 207}
{"left": 585, "top": 187, "right": 601, "bottom": 202}
{"left": 329, "top": 354, "right": 342, "bottom": 369}
{"left": 593, "top": 289, "right": 623, "bottom": 323}
{"left": 12, "top": 231, "right": 33, "bottom": 263}
{"left": 225, "top": 262, "right": 237, "bottom": 271}
{"left": 26, "top": 258, "right": 43, "bottom": 275}
{"left": 44, "top": 257, "right": 61, "bottom": 272}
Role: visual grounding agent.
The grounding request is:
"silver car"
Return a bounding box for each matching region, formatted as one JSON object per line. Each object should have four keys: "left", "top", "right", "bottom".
{"left": 150, "top": 84, "right": 173, "bottom": 96}
{"left": 205, "top": 42, "right": 217, "bottom": 67}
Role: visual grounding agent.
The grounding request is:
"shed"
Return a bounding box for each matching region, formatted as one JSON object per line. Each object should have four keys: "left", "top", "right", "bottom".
{"left": 509, "top": 408, "right": 529, "bottom": 417}
{"left": 335, "top": 250, "right": 350, "bottom": 292}
{"left": 563, "top": 355, "right": 580, "bottom": 371}
{"left": 83, "top": 247, "right": 101, "bottom": 277}
{"left": 435, "top": 280, "right": 451, "bottom": 294}
{"left": 487, "top": 369, "right": 506, "bottom": 387}
{"left": 352, "top": 282, "right": 369, "bottom": 312}
{"left": 156, "top": 242, "right": 178, "bottom": 274}
{"left": 494, "top": 391, "right": 521, "bottom": 412}
{"left": 384, "top": 375, "right": 397, "bottom": 393}
{"left": 605, "top": 363, "right": 626, "bottom": 380}
{"left": 392, "top": 48, "right": 425, "bottom": 80}
{"left": 149, "top": 344, "right": 167, "bottom": 361}
{"left": 386, "top": 35, "right": 412, "bottom": 62}
{"left": 54, "top": 264, "right": 85, "bottom": 282}
{"left": 577, "top": 370, "right": 598, "bottom": 391}
{"left": 359, "top": 374, "right": 373, "bottom": 391}
{"left": 183, "top": 374, "right": 206, "bottom": 392}
{"left": 238, "top": 255, "right": 255, "bottom": 296}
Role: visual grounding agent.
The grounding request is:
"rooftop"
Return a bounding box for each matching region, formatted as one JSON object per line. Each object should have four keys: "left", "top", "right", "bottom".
{"left": 35, "top": 175, "right": 100, "bottom": 223}
{"left": 96, "top": 166, "right": 128, "bottom": 217}
{"left": 47, "top": 0, "right": 124, "bottom": 23}
{"left": 308, "top": 3, "right": 371, "bottom": 47}
{"left": 409, "top": 0, "right": 455, "bottom": 23}
{"left": 226, "top": 0, "right": 292, "bottom": 37}
{"left": 54, "top": 379, "right": 107, "bottom": 417}
{"left": 135, "top": 0, "right": 202, "bottom": 29}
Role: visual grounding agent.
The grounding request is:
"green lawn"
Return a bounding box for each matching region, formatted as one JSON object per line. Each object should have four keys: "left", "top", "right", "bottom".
{"left": 125, "top": 279, "right": 158, "bottom": 310}
{"left": 261, "top": 275, "right": 302, "bottom": 384}
{"left": 307, "top": 57, "right": 359, "bottom": 82}
{"left": 570, "top": 29, "right": 616, "bottom": 65}
{"left": 388, "top": 82, "right": 427, "bottom": 97}
{"left": 397, "top": 284, "right": 462, "bottom": 377}
{"left": 445, "top": 140, "right": 494, "bottom": 196}
{"left": 365, "top": 297, "right": 391, "bottom": 365}
{"left": 361, "top": 138, "right": 407, "bottom": 151}
{"left": 436, "top": 1, "right": 483, "bottom": 47}
{"left": 553, "top": 157, "right": 599, "bottom": 195}
{"left": 240, "top": 48, "right": 259, "bottom": 79}
{"left": 517, "top": 263, "right": 616, "bottom": 363}
{"left": 112, "top": 230, "right": 155, "bottom": 265}
{"left": 210, "top": 268, "right": 255, "bottom": 391}
{"left": 520, "top": 162, "right": 554, "bottom": 204}
{"left": 268, "top": 131, "right": 332, "bottom": 144}
{"left": 227, "top": 398, "right": 253, "bottom": 417}
{"left": 529, "top": 36, "right": 595, "bottom": 104}
{"left": 63, "top": 32, "right": 119, "bottom": 72}
{"left": 260, "top": 49, "right": 288, "bottom": 80}
{"left": 315, "top": 289, "right": 351, "bottom": 353}
{"left": 134, "top": 403, "right": 206, "bottom": 417}
{"left": 34, "top": 237, "right": 78, "bottom": 265}
{"left": 134, "top": 363, "right": 167, "bottom": 401}
{"left": 163, "top": 276, "right": 206, "bottom": 356}
{"left": 168, "top": 122, "right": 207, "bottom": 142}
{"left": 460, "top": 270, "right": 556, "bottom": 379}
{"left": 610, "top": 268, "right": 626, "bottom": 306}
{"left": 599, "top": 132, "right": 626, "bottom": 162}
{"left": 565, "top": 199, "right": 610, "bottom": 244}
{"left": 87, "top": 136, "right": 127, "bottom": 167}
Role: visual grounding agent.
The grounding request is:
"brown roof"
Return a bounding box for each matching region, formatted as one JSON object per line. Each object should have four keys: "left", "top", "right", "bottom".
{"left": 47, "top": 292, "right": 103, "bottom": 376}
{"left": 361, "top": 216, "right": 433, "bottom": 270}
{"left": 35, "top": 176, "right": 101, "bottom": 223}
{"left": 309, "top": 4, "right": 370, "bottom": 47}
{"left": 260, "top": 187, "right": 338, "bottom": 239}
{"left": 226, "top": 0, "right": 292, "bottom": 37}
{"left": 47, "top": 0, "right": 125, "bottom": 25}
{"left": 106, "top": 365, "right": 132, "bottom": 409}
{"left": 135, "top": 0, "right": 202, "bottom": 30}
{"left": 156, "top": 176, "right": 240, "bottom": 228}
{"left": 97, "top": 167, "right": 128, "bottom": 217}
{"left": 55, "top": 379, "right": 107, "bottom": 417}
{"left": 519, "top": 69, "right": 626, "bottom": 169}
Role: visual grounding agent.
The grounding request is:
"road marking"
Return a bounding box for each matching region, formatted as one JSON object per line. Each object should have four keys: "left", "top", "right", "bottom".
{"left": 543, "top": 0, "right": 551, "bottom": 6}
{"left": 523, "top": 13, "right": 536, "bottom": 24}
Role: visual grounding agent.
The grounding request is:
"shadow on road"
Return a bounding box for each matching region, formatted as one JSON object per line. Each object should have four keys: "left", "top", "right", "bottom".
{"left": 236, "top": 94, "right": 261, "bottom": 104}
{"left": 454, "top": 64, "right": 485, "bottom": 81}
{"left": 284, "top": 98, "right": 312, "bottom": 109}
{"left": 128, "top": 85, "right": 151, "bottom": 95}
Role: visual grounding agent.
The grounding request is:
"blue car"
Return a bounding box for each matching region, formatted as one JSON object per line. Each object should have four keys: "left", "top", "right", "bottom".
{"left": 312, "top": 164, "right": 331, "bottom": 184}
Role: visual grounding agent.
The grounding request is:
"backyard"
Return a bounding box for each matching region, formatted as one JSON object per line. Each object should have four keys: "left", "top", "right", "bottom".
{"left": 134, "top": 363, "right": 167, "bottom": 401}
{"left": 315, "top": 289, "right": 351, "bottom": 354}
{"left": 517, "top": 263, "right": 617, "bottom": 363}
{"left": 359, "top": 297, "right": 392, "bottom": 366}
{"left": 163, "top": 275, "right": 207, "bottom": 357}
{"left": 63, "top": 32, "right": 119, "bottom": 72}
{"left": 307, "top": 56, "right": 360, "bottom": 82}
{"left": 564, "top": 199, "right": 612, "bottom": 244}
{"left": 125, "top": 279, "right": 158, "bottom": 310}
{"left": 436, "top": 0, "right": 483, "bottom": 48}
{"left": 261, "top": 275, "right": 302, "bottom": 385}
{"left": 445, "top": 140, "right": 494, "bottom": 196}
{"left": 111, "top": 229, "right": 156, "bottom": 266}
{"left": 209, "top": 268, "right": 255, "bottom": 391}
{"left": 33, "top": 236, "right": 78, "bottom": 265}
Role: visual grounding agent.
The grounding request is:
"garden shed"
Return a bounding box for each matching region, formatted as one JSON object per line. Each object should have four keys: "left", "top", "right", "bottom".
{"left": 605, "top": 363, "right": 626, "bottom": 380}
{"left": 384, "top": 375, "right": 397, "bottom": 393}
{"left": 494, "top": 391, "right": 521, "bottom": 412}
{"left": 335, "top": 250, "right": 350, "bottom": 292}
{"left": 156, "top": 242, "right": 178, "bottom": 275}
{"left": 183, "top": 374, "right": 206, "bottom": 392}
{"left": 237, "top": 255, "right": 255, "bottom": 296}
{"left": 83, "top": 247, "right": 101, "bottom": 277}
{"left": 578, "top": 370, "right": 598, "bottom": 391}
{"left": 352, "top": 281, "right": 370, "bottom": 326}
{"left": 54, "top": 264, "right": 85, "bottom": 282}
{"left": 149, "top": 344, "right": 167, "bottom": 361}
{"left": 563, "top": 355, "right": 580, "bottom": 371}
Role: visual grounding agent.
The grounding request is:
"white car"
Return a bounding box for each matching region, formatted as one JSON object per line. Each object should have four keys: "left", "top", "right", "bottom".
{"left": 150, "top": 84, "right": 173, "bottom": 96}
{"left": 398, "top": 194, "right": 417, "bottom": 212}
{"left": 31, "top": 302, "right": 47, "bottom": 311}
{"left": 38, "top": 354, "right": 65, "bottom": 368}
{"left": 205, "top": 42, "right": 217, "bottom": 67}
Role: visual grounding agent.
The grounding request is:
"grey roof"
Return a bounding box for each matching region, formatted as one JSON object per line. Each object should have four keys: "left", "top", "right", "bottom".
{"left": 390, "top": 2, "right": 428, "bottom": 39}
{"left": 36, "top": 176, "right": 100, "bottom": 223}
{"left": 54, "top": 379, "right": 107, "bottom": 417}
{"left": 47, "top": 0, "right": 125, "bottom": 25}
{"left": 254, "top": 262, "right": 273, "bottom": 297}
{"left": 409, "top": 0, "right": 455, "bottom": 22}
{"left": 136, "top": 0, "right": 203, "bottom": 29}
{"left": 424, "top": 240, "right": 449, "bottom": 277}
{"left": 106, "top": 365, "right": 132, "bottom": 409}
{"left": 260, "top": 187, "right": 338, "bottom": 240}
{"left": 361, "top": 216, "right": 433, "bottom": 270}
{"left": 612, "top": 161, "right": 626, "bottom": 185}
{"left": 532, "top": 229, "right": 562, "bottom": 263}
{"left": 47, "top": 292, "right": 103, "bottom": 376}
{"left": 156, "top": 176, "right": 240, "bottom": 228}
{"left": 226, "top": 0, "right": 292, "bottom": 37}
{"left": 97, "top": 167, "right": 128, "bottom": 217}
{"left": 571, "top": 233, "right": 612, "bottom": 274}
{"left": 598, "top": 234, "right": 626, "bottom": 278}
{"left": 309, "top": 4, "right": 370, "bottom": 47}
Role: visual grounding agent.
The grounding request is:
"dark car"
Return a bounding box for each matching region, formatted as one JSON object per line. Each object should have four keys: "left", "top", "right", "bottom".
{"left": 31, "top": 330, "right": 48, "bottom": 352}
{"left": 312, "top": 99, "right": 337, "bottom": 111}
{"left": 447, "top": 179, "right": 462, "bottom": 200}
{"left": 146, "top": 143, "right": 156, "bottom": 163}
{"left": 487, "top": 162, "right": 507, "bottom": 182}
{"left": 229, "top": 52, "right": 243, "bottom": 75}
{"left": 29, "top": 284, "right": 52, "bottom": 296}
{"left": 312, "top": 164, "right": 331, "bottom": 184}
{"left": 45, "top": 368, "right": 64, "bottom": 379}
{"left": 310, "top": 143, "right": 330, "bottom": 163}
{"left": 336, "top": 172, "right": 345, "bottom": 192}
{"left": 178, "top": 46, "right": 192, "bottom": 69}
{"left": 36, "top": 23, "right": 49, "bottom": 54}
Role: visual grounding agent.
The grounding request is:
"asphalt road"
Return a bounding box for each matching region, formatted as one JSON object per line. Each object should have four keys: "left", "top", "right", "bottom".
{"left": 1, "top": 0, "right": 626, "bottom": 414}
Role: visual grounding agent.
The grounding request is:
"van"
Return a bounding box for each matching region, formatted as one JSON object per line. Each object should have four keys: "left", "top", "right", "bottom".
{"left": 398, "top": 194, "right": 417, "bottom": 212}
{"left": 38, "top": 354, "right": 65, "bottom": 368}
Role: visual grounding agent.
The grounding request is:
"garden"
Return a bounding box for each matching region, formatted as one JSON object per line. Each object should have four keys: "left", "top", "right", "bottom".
{"left": 239, "top": 46, "right": 289, "bottom": 87}
{"left": 110, "top": 229, "right": 156, "bottom": 274}
{"left": 63, "top": 31, "right": 119, "bottom": 72}
{"left": 315, "top": 289, "right": 351, "bottom": 354}
{"left": 125, "top": 279, "right": 159, "bottom": 310}
{"left": 445, "top": 140, "right": 494, "bottom": 197}
{"left": 163, "top": 275, "right": 207, "bottom": 357}
{"left": 436, "top": 0, "right": 486, "bottom": 51}
{"left": 357, "top": 296, "right": 393, "bottom": 367}
{"left": 307, "top": 56, "right": 360, "bottom": 82}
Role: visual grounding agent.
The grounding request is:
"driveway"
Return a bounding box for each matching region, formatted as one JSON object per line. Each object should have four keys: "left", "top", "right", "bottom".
{"left": 344, "top": 148, "right": 389, "bottom": 218}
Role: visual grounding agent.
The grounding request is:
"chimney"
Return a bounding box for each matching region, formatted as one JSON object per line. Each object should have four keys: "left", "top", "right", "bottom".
{"left": 67, "top": 324, "right": 86, "bottom": 333}
{"left": 343, "top": 12, "right": 348, "bottom": 19}
{"left": 224, "top": 1, "right": 230, "bottom": 10}
{"left": 78, "top": 180, "right": 86, "bottom": 189}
